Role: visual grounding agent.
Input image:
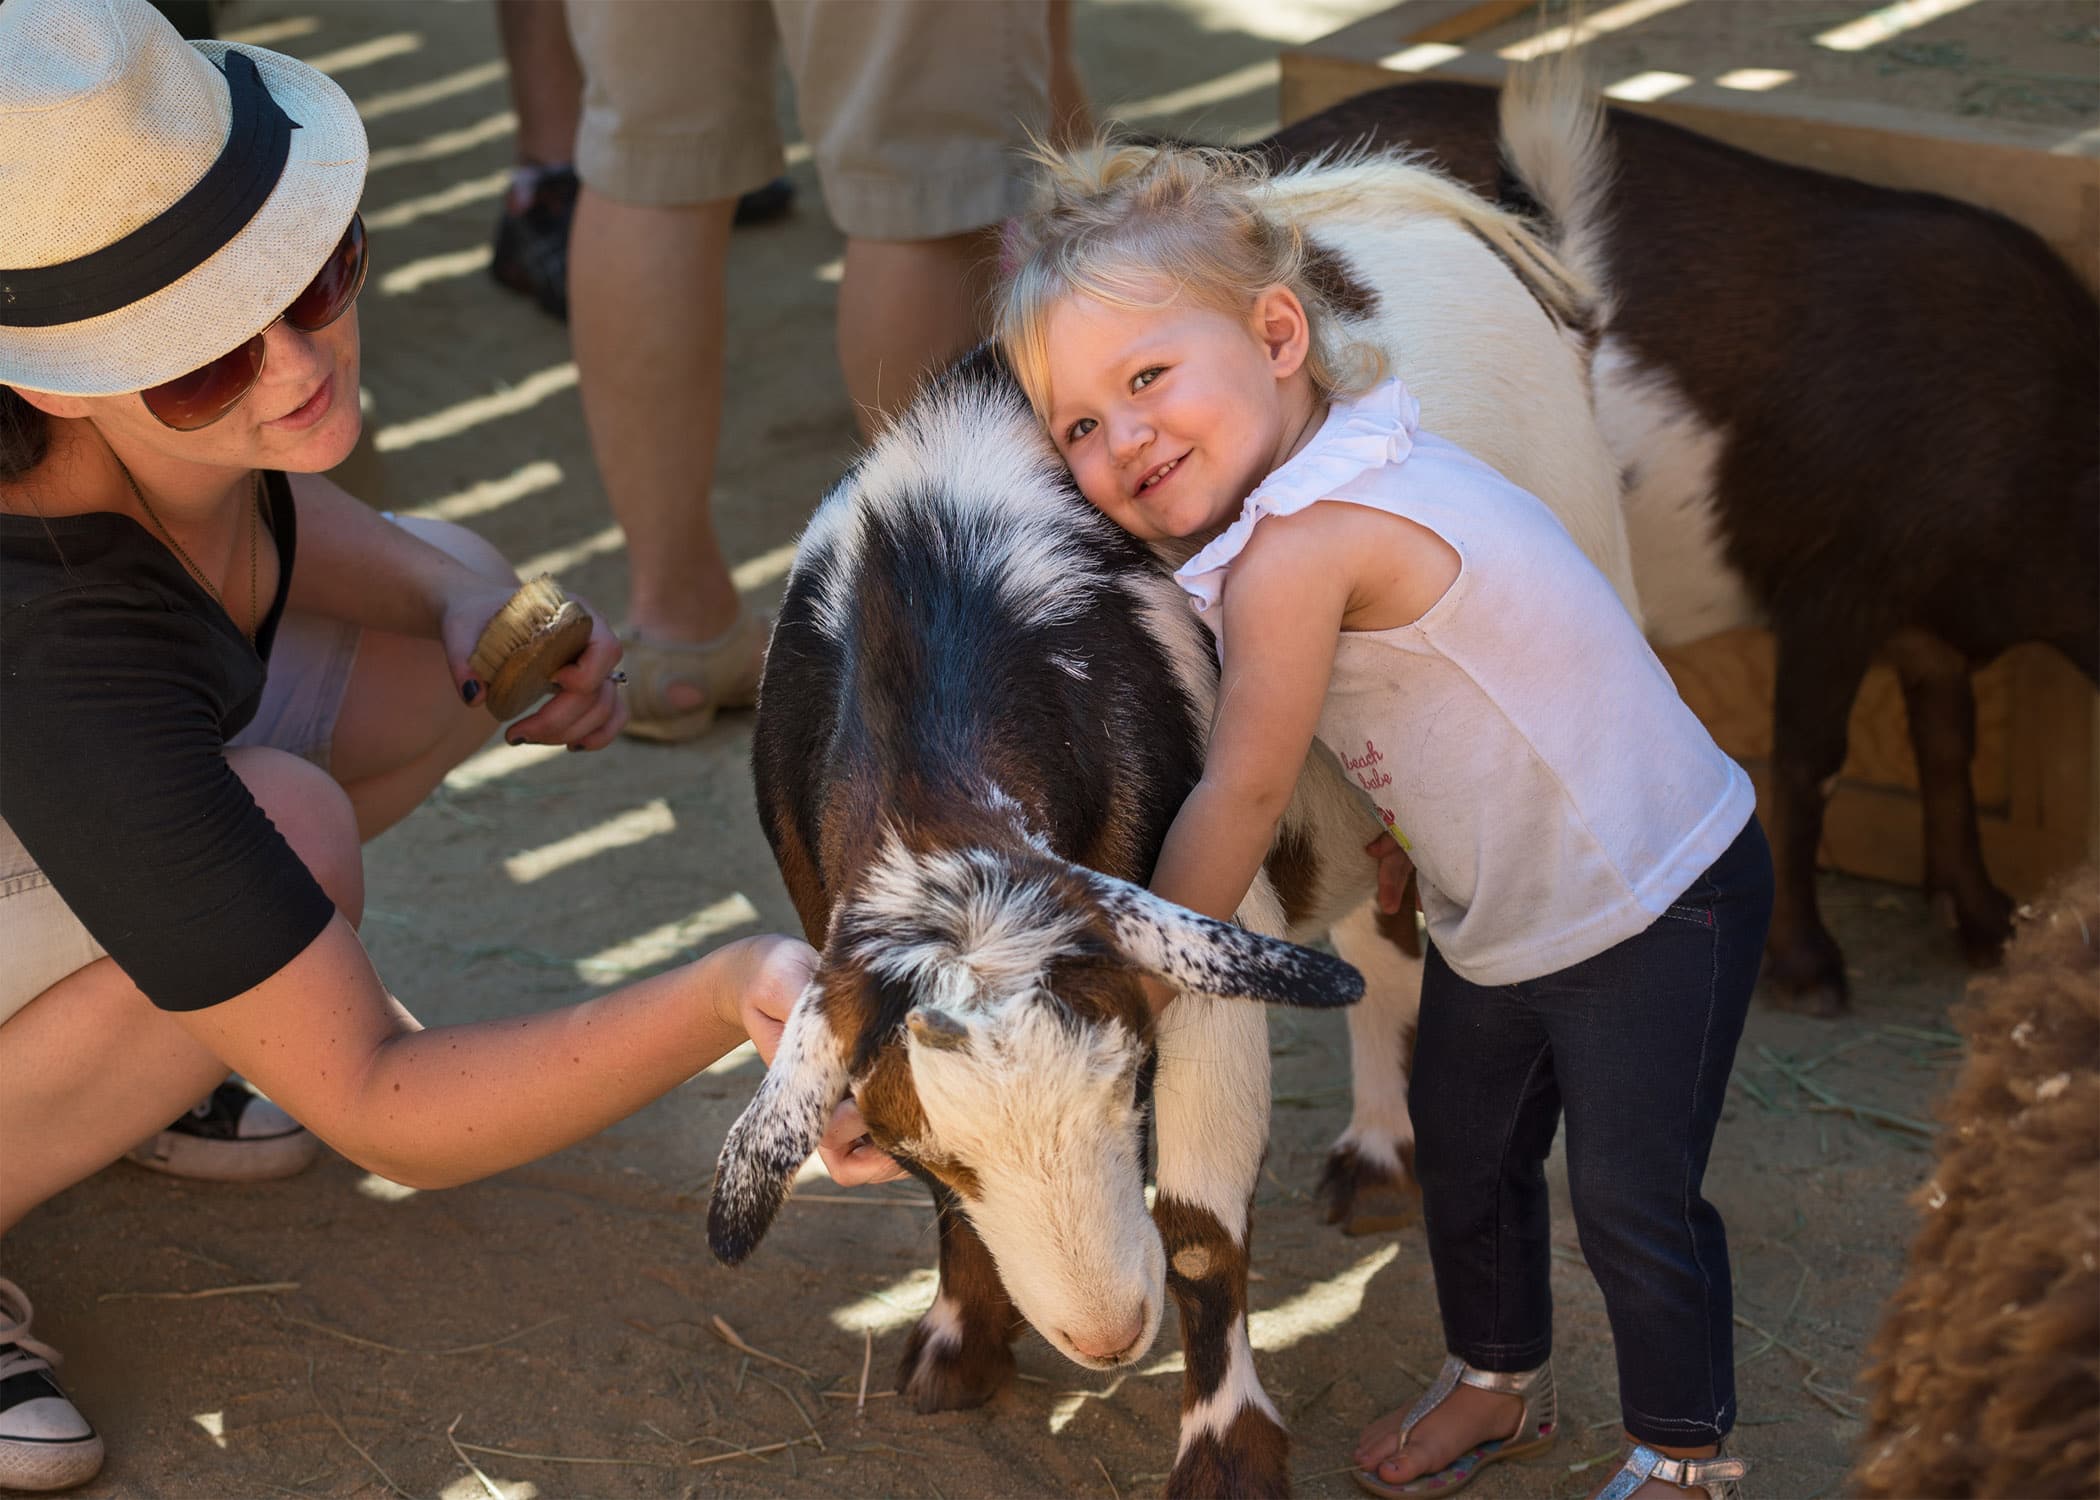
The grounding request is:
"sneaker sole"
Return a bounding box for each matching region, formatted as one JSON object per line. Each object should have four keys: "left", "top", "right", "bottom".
{"left": 126, "top": 1129, "right": 319, "bottom": 1183}
{"left": 0, "top": 1432, "right": 105, "bottom": 1492}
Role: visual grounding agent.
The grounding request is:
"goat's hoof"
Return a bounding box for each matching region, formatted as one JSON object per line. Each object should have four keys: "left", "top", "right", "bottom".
{"left": 896, "top": 1315, "right": 1015, "bottom": 1413}
{"left": 1316, "top": 1141, "right": 1420, "bottom": 1235}
{"left": 1167, "top": 1405, "right": 1291, "bottom": 1499}
{"left": 1763, "top": 930, "right": 1850, "bottom": 1018}
{"left": 1930, "top": 883, "right": 2015, "bottom": 968}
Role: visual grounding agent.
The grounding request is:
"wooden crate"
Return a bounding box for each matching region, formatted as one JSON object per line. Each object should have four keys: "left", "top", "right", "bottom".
{"left": 1279, "top": 0, "right": 2100, "bottom": 895}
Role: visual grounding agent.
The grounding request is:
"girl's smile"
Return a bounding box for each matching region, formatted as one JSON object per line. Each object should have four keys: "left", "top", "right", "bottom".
{"left": 1042, "top": 286, "right": 1320, "bottom": 543}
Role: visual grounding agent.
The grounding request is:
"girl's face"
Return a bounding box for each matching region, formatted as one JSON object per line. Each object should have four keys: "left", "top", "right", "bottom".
{"left": 1043, "top": 285, "right": 1314, "bottom": 543}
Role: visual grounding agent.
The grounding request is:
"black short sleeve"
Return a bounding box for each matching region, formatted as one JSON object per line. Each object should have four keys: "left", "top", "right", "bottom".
{"left": 1, "top": 496, "right": 335, "bottom": 1010}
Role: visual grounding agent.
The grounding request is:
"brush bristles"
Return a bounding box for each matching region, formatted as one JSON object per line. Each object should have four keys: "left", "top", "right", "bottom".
{"left": 470, "top": 575, "right": 571, "bottom": 682}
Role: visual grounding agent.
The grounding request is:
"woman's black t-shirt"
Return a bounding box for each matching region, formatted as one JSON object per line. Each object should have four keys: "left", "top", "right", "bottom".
{"left": 0, "top": 472, "right": 337, "bottom": 1010}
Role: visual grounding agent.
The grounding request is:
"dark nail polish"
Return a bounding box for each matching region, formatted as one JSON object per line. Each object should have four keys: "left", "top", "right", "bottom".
{"left": 461, "top": 679, "right": 481, "bottom": 705}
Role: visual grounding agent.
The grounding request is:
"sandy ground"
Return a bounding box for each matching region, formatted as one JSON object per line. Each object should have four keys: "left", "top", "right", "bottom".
{"left": 11, "top": 2, "right": 2099, "bottom": 1497}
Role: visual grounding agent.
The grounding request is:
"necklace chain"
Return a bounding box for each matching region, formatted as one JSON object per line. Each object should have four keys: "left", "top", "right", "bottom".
{"left": 120, "top": 464, "right": 261, "bottom": 643}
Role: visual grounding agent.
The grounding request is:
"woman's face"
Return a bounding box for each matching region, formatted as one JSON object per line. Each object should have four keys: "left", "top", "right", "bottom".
{"left": 84, "top": 306, "right": 364, "bottom": 475}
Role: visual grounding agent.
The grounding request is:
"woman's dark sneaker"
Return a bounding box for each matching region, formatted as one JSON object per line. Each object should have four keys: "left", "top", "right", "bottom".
{"left": 125, "top": 1079, "right": 318, "bottom": 1182}
{"left": 732, "top": 175, "right": 796, "bottom": 227}
{"left": 0, "top": 1279, "right": 102, "bottom": 1493}
{"left": 490, "top": 162, "right": 579, "bottom": 321}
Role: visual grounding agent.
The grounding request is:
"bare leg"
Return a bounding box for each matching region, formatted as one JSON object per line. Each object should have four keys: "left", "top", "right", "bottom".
{"left": 838, "top": 228, "right": 1003, "bottom": 439}
{"left": 1047, "top": 0, "right": 1094, "bottom": 149}
{"left": 568, "top": 189, "right": 742, "bottom": 659}
{"left": 494, "top": 0, "right": 581, "bottom": 167}
{"left": 328, "top": 516, "right": 508, "bottom": 839}
{"left": 0, "top": 751, "right": 364, "bottom": 1238}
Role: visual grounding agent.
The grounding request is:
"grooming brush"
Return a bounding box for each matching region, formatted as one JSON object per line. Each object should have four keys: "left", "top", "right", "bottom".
{"left": 469, "top": 575, "right": 595, "bottom": 719}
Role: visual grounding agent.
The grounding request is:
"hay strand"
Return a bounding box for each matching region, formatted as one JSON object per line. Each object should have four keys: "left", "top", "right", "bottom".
{"left": 711, "top": 1315, "right": 814, "bottom": 1378}
{"left": 100, "top": 1280, "right": 300, "bottom": 1303}
{"left": 1095, "top": 1454, "right": 1123, "bottom": 1499}
{"left": 753, "top": 1370, "right": 825, "bottom": 1452}
{"left": 446, "top": 1415, "right": 505, "bottom": 1500}
{"left": 857, "top": 1329, "right": 873, "bottom": 1418}
{"left": 280, "top": 1311, "right": 564, "bottom": 1356}
{"left": 307, "top": 1357, "right": 413, "bottom": 1500}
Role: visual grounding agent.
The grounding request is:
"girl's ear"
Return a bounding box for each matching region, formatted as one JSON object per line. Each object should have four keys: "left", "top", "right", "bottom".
{"left": 1252, "top": 285, "right": 1312, "bottom": 383}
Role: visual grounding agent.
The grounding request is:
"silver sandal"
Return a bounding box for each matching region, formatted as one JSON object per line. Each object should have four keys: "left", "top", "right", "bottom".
{"left": 1594, "top": 1444, "right": 1748, "bottom": 1500}
{"left": 1353, "top": 1355, "right": 1558, "bottom": 1497}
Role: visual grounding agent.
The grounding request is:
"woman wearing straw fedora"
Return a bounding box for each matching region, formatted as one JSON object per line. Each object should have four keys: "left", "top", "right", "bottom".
{"left": 0, "top": 1, "right": 895, "bottom": 1489}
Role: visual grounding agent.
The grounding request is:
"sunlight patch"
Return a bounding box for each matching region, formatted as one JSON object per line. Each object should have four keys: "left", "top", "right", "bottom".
{"left": 828, "top": 1267, "right": 939, "bottom": 1335}
{"left": 576, "top": 894, "right": 761, "bottom": 984}
{"left": 504, "top": 799, "right": 676, "bottom": 885}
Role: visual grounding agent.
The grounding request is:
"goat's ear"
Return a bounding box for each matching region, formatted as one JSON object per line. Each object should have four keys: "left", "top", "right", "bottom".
{"left": 1085, "top": 872, "right": 1364, "bottom": 1008}
{"left": 707, "top": 982, "right": 850, "bottom": 1265}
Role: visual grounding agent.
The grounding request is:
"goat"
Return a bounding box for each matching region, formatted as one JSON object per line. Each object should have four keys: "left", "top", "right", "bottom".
{"left": 711, "top": 129, "right": 1633, "bottom": 1497}
{"left": 1852, "top": 865, "right": 2100, "bottom": 1499}
{"left": 1256, "top": 77, "right": 2100, "bottom": 1019}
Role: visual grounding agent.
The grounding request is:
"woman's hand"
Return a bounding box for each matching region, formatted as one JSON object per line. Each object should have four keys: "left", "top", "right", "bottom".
{"left": 442, "top": 584, "right": 628, "bottom": 750}
{"left": 720, "top": 935, "right": 908, "bottom": 1188}
{"left": 1366, "top": 831, "right": 1414, "bottom": 916}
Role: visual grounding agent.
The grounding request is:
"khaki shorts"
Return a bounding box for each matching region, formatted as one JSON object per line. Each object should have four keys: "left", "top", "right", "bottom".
{"left": 0, "top": 610, "right": 361, "bottom": 1026}
{"left": 567, "top": 0, "right": 1050, "bottom": 239}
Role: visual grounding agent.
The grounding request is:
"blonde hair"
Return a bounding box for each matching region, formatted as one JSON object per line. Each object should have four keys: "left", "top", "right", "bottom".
{"left": 997, "top": 139, "right": 1386, "bottom": 420}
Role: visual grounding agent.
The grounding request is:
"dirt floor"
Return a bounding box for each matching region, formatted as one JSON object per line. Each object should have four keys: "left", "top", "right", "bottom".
{"left": 11, "top": 2, "right": 2099, "bottom": 1497}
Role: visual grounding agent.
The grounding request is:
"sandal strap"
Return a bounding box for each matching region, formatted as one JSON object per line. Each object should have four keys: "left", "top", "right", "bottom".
{"left": 1397, "top": 1355, "right": 1555, "bottom": 1450}
{"left": 1596, "top": 1444, "right": 1748, "bottom": 1500}
{"left": 619, "top": 612, "right": 769, "bottom": 724}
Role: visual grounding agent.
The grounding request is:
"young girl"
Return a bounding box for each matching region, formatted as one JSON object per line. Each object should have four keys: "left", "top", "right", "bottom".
{"left": 998, "top": 144, "right": 1771, "bottom": 1500}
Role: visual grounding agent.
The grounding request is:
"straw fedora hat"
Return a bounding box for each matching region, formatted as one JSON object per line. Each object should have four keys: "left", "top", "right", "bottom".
{"left": 0, "top": 0, "right": 368, "bottom": 396}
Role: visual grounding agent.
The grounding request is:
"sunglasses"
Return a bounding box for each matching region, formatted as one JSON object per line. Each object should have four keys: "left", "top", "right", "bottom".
{"left": 140, "top": 214, "right": 368, "bottom": 431}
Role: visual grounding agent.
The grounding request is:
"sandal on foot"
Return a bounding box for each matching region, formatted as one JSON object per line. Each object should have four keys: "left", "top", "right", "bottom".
{"left": 1594, "top": 1444, "right": 1747, "bottom": 1500}
{"left": 1354, "top": 1356, "right": 1557, "bottom": 1498}
{"left": 618, "top": 611, "right": 770, "bottom": 743}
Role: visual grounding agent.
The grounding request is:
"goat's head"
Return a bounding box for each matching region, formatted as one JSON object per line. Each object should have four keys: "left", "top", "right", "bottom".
{"left": 707, "top": 834, "right": 1361, "bottom": 1369}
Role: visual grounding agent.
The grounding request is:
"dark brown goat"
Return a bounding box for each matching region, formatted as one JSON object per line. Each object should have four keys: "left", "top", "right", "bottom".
{"left": 1258, "top": 80, "right": 2100, "bottom": 1015}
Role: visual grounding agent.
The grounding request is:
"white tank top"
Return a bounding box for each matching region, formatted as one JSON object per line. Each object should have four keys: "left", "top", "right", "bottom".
{"left": 1178, "top": 378, "right": 1754, "bottom": 986}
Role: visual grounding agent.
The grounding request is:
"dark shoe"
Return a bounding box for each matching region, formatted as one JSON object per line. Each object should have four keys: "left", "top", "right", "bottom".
{"left": 0, "top": 1280, "right": 103, "bottom": 1493}
{"left": 125, "top": 1080, "right": 318, "bottom": 1183}
{"left": 490, "top": 164, "right": 579, "bottom": 321}
{"left": 733, "top": 175, "right": 795, "bottom": 227}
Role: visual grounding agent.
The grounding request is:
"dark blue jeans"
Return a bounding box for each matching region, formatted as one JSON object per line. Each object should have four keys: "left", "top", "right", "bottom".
{"left": 1411, "top": 816, "right": 1772, "bottom": 1446}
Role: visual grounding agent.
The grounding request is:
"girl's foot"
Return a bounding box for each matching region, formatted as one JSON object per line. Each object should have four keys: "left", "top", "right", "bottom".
{"left": 0, "top": 1280, "right": 104, "bottom": 1492}
{"left": 1356, "top": 1381, "right": 1523, "bottom": 1486}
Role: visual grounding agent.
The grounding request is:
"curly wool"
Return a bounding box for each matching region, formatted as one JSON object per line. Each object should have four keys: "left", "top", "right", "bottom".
{"left": 1853, "top": 866, "right": 2100, "bottom": 1499}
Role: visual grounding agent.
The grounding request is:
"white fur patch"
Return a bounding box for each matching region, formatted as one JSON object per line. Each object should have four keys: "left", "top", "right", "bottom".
{"left": 708, "top": 985, "right": 851, "bottom": 1263}
{"left": 1175, "top": 1319, "right": 1283, "bottom": 1452}
{"left": 1592, "top": 336, "right": 1760, "bottom": 647}
{"left": 1153, "top": 993, "right": 1272, "bottom": 1244}
{"left": 1328, "top": 901, "right": 1422, "bottom": 1157}
{"left": 851, "top": 837, "right": 1087, "bottom": 1008}
{"left": 919, "top": 1293, "right": 966, "bottom": 1355}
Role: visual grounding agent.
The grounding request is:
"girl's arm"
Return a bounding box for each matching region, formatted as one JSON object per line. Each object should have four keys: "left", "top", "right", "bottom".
{"left": 1148, "top": 511, "right": 1350, "bottom": 924}
{"left": 175, "top": 917, "right": 815, "bottom": 1191}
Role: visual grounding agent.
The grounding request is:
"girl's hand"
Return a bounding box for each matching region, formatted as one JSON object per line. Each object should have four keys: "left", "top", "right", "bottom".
{"left": 1366, "top": 832, "right": 1414, "bottom": 915}
{"left": 726, "top": 935, "right": 909, "bottom": 1188}
{"left": 442, "top": 585, "right": 629, "bottom": 750}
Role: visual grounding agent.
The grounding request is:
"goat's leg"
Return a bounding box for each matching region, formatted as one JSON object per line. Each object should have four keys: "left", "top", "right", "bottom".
{"left": 1887, "top": 628, "right": 2014, "bottom": 966}
{"left": 1154, "top": 992, "right": 1290, "bottom": 1499}
{"left": 896, "top": 1187, "right": 1019, "bottom": 1412}
{"left": 1764, "top": 615, "right": 1876, "bottom": 1016}
{"left": 1317, "top": 901, "right": 1424, "bottom": 1235}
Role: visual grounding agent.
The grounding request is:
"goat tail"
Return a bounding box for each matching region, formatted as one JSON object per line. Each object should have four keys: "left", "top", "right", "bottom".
{"left": 1499, "top": 55, "right": 1618, "bottom": 324}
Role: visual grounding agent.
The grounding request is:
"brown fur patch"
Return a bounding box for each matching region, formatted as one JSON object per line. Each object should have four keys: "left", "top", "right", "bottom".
{"left": 898, "top": 1195, "right": 1022, "bottom": 1412}
{"left": 1264, "top": 823, "right": 1321, "bottom": 932}
{"left": 1154, "top": 1194, "right": 1251, "bottom": 1405}
{"left": 1853, "top": 869, "right": 2100, "bottom": 1499}
{"left": 1167, "top": 1403, "right": 1292, "bottom": 1500}
{"left": 1303, "top": 240, "right": 1379, "bottom": 321}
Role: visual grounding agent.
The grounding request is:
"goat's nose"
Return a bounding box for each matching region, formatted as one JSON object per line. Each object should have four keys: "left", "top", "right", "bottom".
{"left": 1066, "top": 1306, "right": 1147, "bottom": 1362}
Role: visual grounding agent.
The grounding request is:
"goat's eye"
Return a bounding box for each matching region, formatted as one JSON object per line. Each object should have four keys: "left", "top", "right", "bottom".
{"left": 1065, "top": 416, "right": 1097, "bottom": 443}
{"left": 1131, "top": 366, "right": 1164, "bottom": 392}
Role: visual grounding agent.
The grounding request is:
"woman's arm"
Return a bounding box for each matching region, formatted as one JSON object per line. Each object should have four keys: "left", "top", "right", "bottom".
{"left": 175, "top": 917, "right": 814, "bottom": 1190}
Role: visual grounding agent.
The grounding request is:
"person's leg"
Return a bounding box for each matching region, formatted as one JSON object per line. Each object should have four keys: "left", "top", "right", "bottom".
{"left": 1047, "top": 0, "right": 1093, "bottom": 149}
{"left": 496, "top": 0, "right": 581, "bottom": 167}
{"left": 1546, "top": 820, "right": 1772, "bottom": 1497}
{"left": 787, "top": 0, "right": 1050, "bottom": 436}
{"left": 1355, "top": 945, "right": 1563, "bottom": 1488}
{"left": 0, "top": 751, "right": 365, "bottom": 1239}
{"left": 566, "top": 0, "right": 780, "bottom": 736}
{"left": 837, "top": 227, "right": 1003, "bottom": 436}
